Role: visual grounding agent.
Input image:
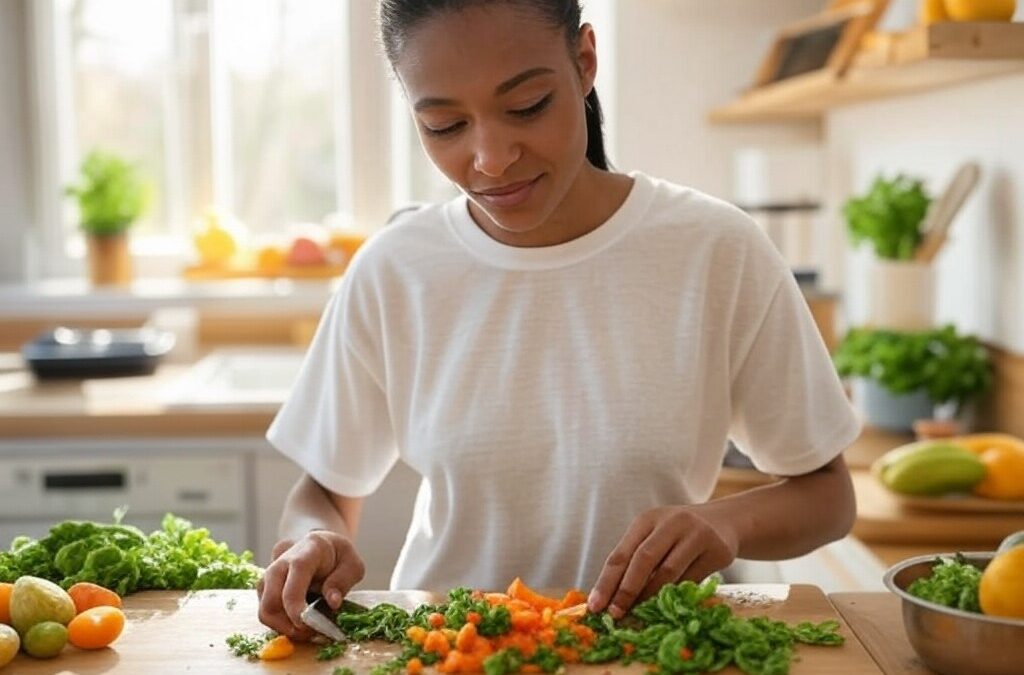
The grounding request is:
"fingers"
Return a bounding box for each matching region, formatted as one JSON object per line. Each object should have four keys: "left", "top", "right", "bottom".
{"left": 281, "top": 541, "right": 320, "bottom": 629}
{"left": 588, "top": 516, "right": 656, "bottom": 616}
{"left": 258, "top": 560, "right": 303, "bottom": 638}
{"left": 638, "top": 538, "right": 700, "bottom": 602}
{"left": 271, "top": 538, "right": 295, "bottom": 561}
{"left": 604, "top": 528, "right": 677, "bottom": 618}
{"left": 320, "top": 559, "right": 366, "bottom": 610}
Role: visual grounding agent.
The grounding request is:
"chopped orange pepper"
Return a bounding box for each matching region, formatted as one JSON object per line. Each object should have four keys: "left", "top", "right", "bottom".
{"left": 257, "top": 635, "right": 295, "bottom": 661}
{"left": 623, "top": 643, "right": 636, "bottom": 656}
{"left": 559, "top": 589, "right": 587, "bottom": 609}
{"left": 555, "top": 646, "right": 580, "bottom": 663}
{"left": 428, "top": 612, "right": 446, "bottom": 628}
{"left": 407, "top": 657, "right": 424, "bottom": 675}
{"left": 541, "top": 607, "right": 553, "bottom": 626}
{"left": 407, "top": 625, "right": 428, "bottom": 645}
{"left": 511, "top": 609, "right": 542, "bottom": 632}
{"left": 521, "top": 666, "right": 542, "bottom": 674}
{"left": 466, "top": 611, "right": 482, "bottom": 625}
{"left": 484, "top": 592, "right": 511, "bottom": 605}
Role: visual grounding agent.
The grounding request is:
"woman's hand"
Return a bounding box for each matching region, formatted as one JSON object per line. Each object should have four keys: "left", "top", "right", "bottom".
{"left": 256, "top": 530, "right": 366, "bottom": 640}
{"left": 587, "top": 505, "right": 739, "bottom": 619}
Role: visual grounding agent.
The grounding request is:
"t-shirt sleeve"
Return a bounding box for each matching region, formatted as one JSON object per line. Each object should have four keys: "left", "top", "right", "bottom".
{"left": 265, "top": 282, "right": 398, "bottom": 497}
{"left": 728, "top": 270, "right": 862, "bottom": 477}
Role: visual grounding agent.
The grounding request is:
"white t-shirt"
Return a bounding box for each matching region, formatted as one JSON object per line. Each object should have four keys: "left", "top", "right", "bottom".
{"left": 266, "top": 171, "right": 861, "bottom": 592}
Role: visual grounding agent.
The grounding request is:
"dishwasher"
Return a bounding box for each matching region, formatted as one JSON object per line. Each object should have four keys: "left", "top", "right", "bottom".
{"left": 0, "top": 445, "right": 249, "bottom": 553}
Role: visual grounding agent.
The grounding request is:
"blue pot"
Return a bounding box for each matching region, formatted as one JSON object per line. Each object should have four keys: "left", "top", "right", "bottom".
{"left": 852, "top": 378, "right": 934, "bottom": 432}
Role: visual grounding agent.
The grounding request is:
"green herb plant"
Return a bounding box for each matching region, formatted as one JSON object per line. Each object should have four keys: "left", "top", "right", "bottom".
{"left": 907, "top": 554, "right": 983, "bottom": 613}
{"left": 0, "top": 512, "right": 261, "bottom": 595}
{"left": 65, "top": 150, "right": 151, "bottom": 236}
{"left": 843, "top": 174, "right": 931, "bottom": 260}
{"left": 833, "top": 325, "right": 993, "bottom": 414}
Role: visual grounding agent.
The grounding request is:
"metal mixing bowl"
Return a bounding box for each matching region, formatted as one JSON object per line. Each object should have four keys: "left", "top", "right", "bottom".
{"left": 883, "top": 552, "right": 1024, "bottom": 675}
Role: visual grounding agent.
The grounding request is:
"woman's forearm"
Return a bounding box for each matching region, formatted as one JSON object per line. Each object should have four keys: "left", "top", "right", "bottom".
{"left": 278, "top": 473, "right": 364, "bottom": 543}
{"left": 703, "top": 455, "right": 857, "bottom": 560}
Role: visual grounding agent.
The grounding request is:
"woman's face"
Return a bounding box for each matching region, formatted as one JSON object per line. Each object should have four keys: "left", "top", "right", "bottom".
{"left": 394, "top": 4, "right": 597, "bottom": 237}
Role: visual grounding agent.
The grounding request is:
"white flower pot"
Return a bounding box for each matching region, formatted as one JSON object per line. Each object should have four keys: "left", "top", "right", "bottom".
{"left": 866, "top": 258, "right": 935, "bottom": 331}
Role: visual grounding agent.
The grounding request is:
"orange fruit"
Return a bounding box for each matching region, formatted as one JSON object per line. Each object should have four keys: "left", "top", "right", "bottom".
{"left": 980, "top": 546, "right": 1024, "bottom": 619}
{"left": 973, "top": 445, "right": 1024, "bottom": 500}
{"left": 68, "top": 582, "right": 122, "bottom": 615}
{"left": 943, "top": 0, "right": 1017, "bottom": 21}
{"left": 67, "top": 606, "right": 126, "bottom": 650}
{"left": 0, "top": 583, "right": 12, "bottom": 625}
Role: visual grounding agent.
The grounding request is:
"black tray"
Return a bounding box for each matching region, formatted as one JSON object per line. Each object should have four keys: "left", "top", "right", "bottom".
{"left": 22, "top": 327, "right": 176, "bottom": 379}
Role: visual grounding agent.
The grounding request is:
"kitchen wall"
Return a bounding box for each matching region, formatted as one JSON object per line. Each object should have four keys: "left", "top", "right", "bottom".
{"left": 609, "top": 0, "right": 825, "bottom": 200}
{"left": 0, "top": 0, "right": 34, "bottom": 282}
{"left": 825, "top": 73, "right": 1024, "bottom": 354}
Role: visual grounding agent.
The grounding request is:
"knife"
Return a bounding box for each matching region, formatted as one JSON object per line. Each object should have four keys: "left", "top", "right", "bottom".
{"left": 300, "top": 593, "right": 369, "bottom": 642}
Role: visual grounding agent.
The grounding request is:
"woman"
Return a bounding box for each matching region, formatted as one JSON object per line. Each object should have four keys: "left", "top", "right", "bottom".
{"left": 257, "top": 0, "right": 859, "bottom": 640}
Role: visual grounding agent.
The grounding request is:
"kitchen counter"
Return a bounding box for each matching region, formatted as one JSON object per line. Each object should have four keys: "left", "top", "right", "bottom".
{"left": 12, "top": 587, "right": 884, "bottom": 674}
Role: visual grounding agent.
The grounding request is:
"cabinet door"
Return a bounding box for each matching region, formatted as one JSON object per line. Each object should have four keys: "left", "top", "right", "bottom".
{"left": 253, "top": 457, "right": 420, "bottom": 589}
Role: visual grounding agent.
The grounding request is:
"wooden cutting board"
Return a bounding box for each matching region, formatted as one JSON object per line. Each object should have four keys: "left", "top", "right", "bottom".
{"left": 12, "top": 585, "right": 881, "bottom": 675}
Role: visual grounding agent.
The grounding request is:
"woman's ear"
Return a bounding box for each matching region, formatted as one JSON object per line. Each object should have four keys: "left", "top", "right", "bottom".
{"left": 576, "top": 23, "right": 598, "bottom": 95}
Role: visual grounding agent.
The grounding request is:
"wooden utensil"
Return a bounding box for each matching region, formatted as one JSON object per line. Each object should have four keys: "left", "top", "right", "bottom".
{"left": 915, "top": 161, "right": 981, "bottom": 263}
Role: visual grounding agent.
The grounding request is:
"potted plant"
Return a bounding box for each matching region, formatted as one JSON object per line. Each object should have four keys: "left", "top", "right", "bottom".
{"left": 833, "top": 325, "right": 994, "bottom": 431}
{"left": 66, "top": 150, "right": 151, "bottom": 286}
{"left": 843, "top": 173, "right": 933, "bottom": 330}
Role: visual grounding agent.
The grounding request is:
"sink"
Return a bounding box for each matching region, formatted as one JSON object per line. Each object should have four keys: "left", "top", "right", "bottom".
{"left": 164, "top": 347, "right": 306, "bottom": 409}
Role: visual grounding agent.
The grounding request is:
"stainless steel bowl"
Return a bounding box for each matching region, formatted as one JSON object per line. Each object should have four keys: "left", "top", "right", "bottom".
{"left": 883, "top": 552, "right": 1024, "bottom": 675}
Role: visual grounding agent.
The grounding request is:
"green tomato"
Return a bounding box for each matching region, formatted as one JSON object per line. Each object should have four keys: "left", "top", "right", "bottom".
{"left": 22, "top": 621, "right": 68, "bottom": 659}
{"left": 0, "top": 624, "right": 19, "bottom": 667}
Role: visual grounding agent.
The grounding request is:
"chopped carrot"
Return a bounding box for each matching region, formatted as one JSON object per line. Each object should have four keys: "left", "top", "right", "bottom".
{"left": 428, "top": 612, "right": 446, "bottom": 629}
{"left": 521, "top": 665, "right": 542, "bottom": 674}
{"left": 507, "top": 578, "right": 561, "bottom": 610}
{"left": 570, "top": 624, "right": 596, "bottom": 645}
{"left": 407, "top": 657, "right": 424, "bottom": 675}
{"left": 541, "top": 607, "right": 553, "bottom": 626}
{"left": 555, "top": 646, "right": 580, "bottom": 663}
{"left": 442, "top": 628, "right": 458, "bottom": 643}
{"left": 536, "top": 628, "right": 556, "bottom": 646}
{"left": 623, "top": 643, "right": 636, "bottom": 656}
{"left": 466, "top": 611, "right": 482, "bottom": 625}
{"left": 424, "top": 630, "right": 451, "bottom": 657}
{"left": 455, "top": 622, "right": 478, "bottom": 652}
{"left": 484, "top": 592, "right": 511, "bottom": 606}
{"left": 559, "top": 589, "right": 587, "bottom": 609}
{"left": 680, "top": 647, "right": 694, "bottom": 660}
{"left": 511, "top": 609, "right": 542, "bottom": 632}
{"left": 257, "top": 635, "right": 295, "bottom": 661}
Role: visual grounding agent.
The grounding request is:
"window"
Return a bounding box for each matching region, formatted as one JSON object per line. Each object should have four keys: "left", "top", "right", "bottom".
{"left": 31, "top": 0, "right": 365, "bottom": 277}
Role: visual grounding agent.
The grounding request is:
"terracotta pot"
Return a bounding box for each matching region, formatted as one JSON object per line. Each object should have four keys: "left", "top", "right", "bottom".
{"left": 87, "top": 233, "right": 132, "bottom": 286}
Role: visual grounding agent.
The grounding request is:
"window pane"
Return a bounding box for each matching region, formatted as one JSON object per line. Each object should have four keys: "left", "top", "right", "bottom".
{"left": 68, "top": 0, "right": 173, "bottom": 237}
{"left": 217, "top": 0, "right": 340, "bottom": 233}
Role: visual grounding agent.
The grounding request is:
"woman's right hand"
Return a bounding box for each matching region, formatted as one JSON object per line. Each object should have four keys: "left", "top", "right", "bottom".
{"left": 256, "top": 530, "right": 366, "bottom": 640}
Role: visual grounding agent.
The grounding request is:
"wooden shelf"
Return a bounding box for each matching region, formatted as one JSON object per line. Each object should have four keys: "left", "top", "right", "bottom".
{"left": 710, "top": 21, "right": 1024, "bottom": 123}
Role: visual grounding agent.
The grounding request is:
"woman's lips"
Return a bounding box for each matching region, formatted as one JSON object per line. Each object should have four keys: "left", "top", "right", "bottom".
{"left": 473, "top": 175, "right": 542, "bottom": 208}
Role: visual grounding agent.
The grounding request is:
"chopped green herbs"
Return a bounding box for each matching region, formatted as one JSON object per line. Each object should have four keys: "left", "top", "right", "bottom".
{"left": 333, "top": 668, "right": 356, "bottom": 675}
{"left": 316, "top": 641, "right": 348, "bottom": 661}
{"left": 225, "top": 631, "right": 276, "bottom": 660}
{"left": 0, "top": 513, "right": 260, "bottom": 595}
{"left": 907, "top": 554, "right": 983, "bottom": 612}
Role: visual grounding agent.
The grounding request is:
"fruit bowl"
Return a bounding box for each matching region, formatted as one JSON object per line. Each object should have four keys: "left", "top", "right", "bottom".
{"left": 883, "top": 552, "right": 1024, "bottom": 675}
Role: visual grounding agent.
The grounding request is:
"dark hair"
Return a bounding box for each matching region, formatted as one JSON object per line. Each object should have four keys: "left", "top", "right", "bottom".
{"left": 379, "top": 0, "right": 610, "bottom": 171}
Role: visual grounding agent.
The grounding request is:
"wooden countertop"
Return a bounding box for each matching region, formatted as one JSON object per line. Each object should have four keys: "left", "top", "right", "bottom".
{"left": 0, "top": 357, "right": 275, "bottom": 438}
{"left": 13, "top": 587, "right": 883, "bottom": 674}
{"left": 830, "top": 593, "right": 936, "bottom": 675}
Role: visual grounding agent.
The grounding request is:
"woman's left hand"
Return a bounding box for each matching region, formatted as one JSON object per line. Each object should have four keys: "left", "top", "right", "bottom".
{"left": 587, "top": 505, "right": 740, "bottom": 619}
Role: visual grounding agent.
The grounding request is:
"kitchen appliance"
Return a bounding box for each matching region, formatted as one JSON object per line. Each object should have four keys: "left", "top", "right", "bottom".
{"left": 21, "top": 326, "right": 175, "bottom": 379}
{"left": 0, "top": 452, "right": 247, "bottom": 553}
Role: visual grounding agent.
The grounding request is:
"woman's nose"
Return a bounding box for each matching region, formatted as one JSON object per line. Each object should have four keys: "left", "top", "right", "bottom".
{"left": 472, "top": 126, "right": 521, "bottom": 177}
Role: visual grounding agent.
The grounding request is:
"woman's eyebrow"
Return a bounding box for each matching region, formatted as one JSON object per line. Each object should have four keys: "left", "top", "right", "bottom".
{"left": 413, "top": 67, "right": 555, "bottom": 112}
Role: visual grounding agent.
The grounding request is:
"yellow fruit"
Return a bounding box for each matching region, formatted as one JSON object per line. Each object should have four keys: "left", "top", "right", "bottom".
{"left": 194, "top": 212, "right": 238, "bottom": 266}
{"left": 952, "top": 433, "right": 1024, "bottom": 455}
{"left": 943, "top": 0, "right": 1017, "bottom": 21}
{"left": 9, "top": 576, "right": 76, "bottom": 635}
{"left": 921, "top": 0, "right": 951, "bottom": 23}
{"left": 973, "top": 445, "right": 1024, "bottom": 500}
{"left": 0, "top": 625, "right": 18, "bottom": 668}
{"left": 979, "top": 546, "right": 1024, "bottom": 619}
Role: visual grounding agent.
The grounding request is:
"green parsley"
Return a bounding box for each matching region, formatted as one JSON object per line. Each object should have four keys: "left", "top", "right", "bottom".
{"left": 225, "top": 631, "right": 276, "bottom": 660}
{"left": 907, "top": 554, "right": 983, "bottom": 612}
{"left": 316, "top": 641, "right": 348, "bottom": 661}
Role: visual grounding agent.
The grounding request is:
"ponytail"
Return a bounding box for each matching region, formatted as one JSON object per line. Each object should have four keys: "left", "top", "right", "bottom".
{"left": 584, "top": 87, "right": 610, "bottom": 171}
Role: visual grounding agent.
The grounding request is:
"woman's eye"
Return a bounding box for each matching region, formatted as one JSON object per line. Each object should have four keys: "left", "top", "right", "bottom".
{"left": 423, "top": 121, "right": 466, "bottom": 137}
{"left": 511, "top": 94, "right": 552, "bottom": 118}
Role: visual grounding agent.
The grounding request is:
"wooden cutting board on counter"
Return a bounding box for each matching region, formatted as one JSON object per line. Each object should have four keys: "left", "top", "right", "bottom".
{"left": 12, "top": 585, "right": 882, "bottom": 675}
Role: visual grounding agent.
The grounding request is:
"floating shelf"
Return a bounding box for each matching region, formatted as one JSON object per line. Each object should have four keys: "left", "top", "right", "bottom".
{"left": 709, "top": 21, "right": 1024, "bottom": 123}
